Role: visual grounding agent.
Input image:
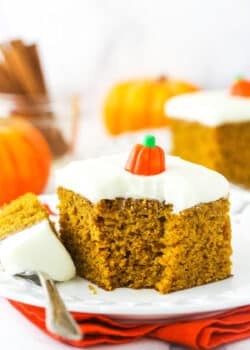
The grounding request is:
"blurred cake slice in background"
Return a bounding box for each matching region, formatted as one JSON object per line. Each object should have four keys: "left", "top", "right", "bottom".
{"left": 166, "top": 78, "right": 250, "bottom": 188}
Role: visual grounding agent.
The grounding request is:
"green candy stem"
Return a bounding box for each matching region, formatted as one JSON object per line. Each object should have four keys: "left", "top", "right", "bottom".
{"left": 235, "top": 74, "right": 244, "bottom": 81}
{"left": 143, "top": 135, "right": 156, "bottom": 148}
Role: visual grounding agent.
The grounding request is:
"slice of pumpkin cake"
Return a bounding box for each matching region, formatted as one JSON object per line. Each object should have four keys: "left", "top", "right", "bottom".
{"left": 56, "top": 135, "right": 232, "bottom": 294}
{"left": 166, "top": 79, "right": 250, "bottom": 188}
{"left": 0, "top": 193, "right": 75, "bottom": 281}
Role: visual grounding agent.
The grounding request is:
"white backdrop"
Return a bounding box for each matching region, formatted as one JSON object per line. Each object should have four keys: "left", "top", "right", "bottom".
{"left": 0, "top": 0, "right": 250, "bottom": 110}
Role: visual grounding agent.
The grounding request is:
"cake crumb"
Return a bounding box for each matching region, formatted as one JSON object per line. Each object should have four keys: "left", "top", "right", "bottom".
{"left": 88, "top": 284, "right": 97, "bottom": 295}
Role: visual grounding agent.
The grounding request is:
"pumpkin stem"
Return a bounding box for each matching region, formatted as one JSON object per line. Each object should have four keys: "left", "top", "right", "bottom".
{"left": 157, "top": 75, "right": 167, "bottom": 82}
{"left": 235, "top": 74, "right": 244, "bottom": 81}
{"left": 143, "top": 135, "right": 156, "bottom": 148}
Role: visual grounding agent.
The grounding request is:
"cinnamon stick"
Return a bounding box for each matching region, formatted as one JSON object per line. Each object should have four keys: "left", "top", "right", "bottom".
{"left": 28, "top": 44, "right": 47, "bottom": 94}
{"left": 0, "top": 66, "right": 15, "bottom": 92}
{"left": 0, "top": 43, "right": 25, "bottom": 94}
{"left": 7, "top": 40, "right": 43, "bottom": 94}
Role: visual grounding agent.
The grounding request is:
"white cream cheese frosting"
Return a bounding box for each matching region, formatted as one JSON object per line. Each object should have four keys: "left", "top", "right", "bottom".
{"left": 56, "top": 153, "right": 229, "bottom": 213}
{"left": 165, "top": 90, "right": 250, "bottom": 126}
{"left": 0, "top": 220, "right": 76, "bottom": 282}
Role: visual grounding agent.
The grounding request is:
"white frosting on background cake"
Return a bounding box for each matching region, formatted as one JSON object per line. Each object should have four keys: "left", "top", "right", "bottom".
{"left": 0, "top": 220, "right": 76, "bottom": 282}
{"left": 56, "top": 153, "right": 229, "bottom": 213}
{"left": 165, "top": 90, "right": 250, "bottom": 126}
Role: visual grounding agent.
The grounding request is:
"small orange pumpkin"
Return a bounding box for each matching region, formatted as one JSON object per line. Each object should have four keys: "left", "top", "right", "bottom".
{"left": 103, "top": 77, "right": 199, "bottom": 135}
{"left": 231, "top": 77, "right": 250, "bottom": 97}
{"left": 0, "top": 117, "right": 51, "bottom": 206}
{"left": 125, "top": 135, "right": 165, "bottom": 176}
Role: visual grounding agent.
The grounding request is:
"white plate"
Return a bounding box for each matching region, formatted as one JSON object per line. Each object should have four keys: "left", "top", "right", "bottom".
{"left": 0, "top": 189, "right": 250, "bottom": 321}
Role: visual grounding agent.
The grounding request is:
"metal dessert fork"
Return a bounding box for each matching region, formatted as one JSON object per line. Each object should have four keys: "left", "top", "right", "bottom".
{"left": 15, "top": 271, "right": 82, "bottom": 341}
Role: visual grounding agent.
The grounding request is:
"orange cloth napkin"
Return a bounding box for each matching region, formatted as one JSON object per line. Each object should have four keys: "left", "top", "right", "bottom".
{"left": 8, "top": 300, "right": 250, "bottom": 349}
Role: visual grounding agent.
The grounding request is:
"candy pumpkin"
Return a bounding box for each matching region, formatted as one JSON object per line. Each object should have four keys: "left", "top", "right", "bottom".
{"left": 125, "top": 135, "right": 165, "bottom": 176}
{"left": 103, "top": 77, "right": 199, "bottom": 135}
{"left": 0, "top": 118, "right": 51, "bottom": 205}
{"left": 230, "top": 77, "right": 250, "bottom": 97}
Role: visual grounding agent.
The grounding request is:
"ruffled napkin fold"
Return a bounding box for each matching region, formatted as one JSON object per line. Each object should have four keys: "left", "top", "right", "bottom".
{"left": 8, "top": 300, "right": 250, "bottom": 349}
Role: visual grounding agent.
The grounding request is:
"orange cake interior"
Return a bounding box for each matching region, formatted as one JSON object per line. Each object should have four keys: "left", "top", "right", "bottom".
{"left": 58, "top": 187, "right": 231, "bottom": 294}
{"left": 170, "top": 119, "right": 250, "bottom": 188}
{"left": 0, "top": 193, "right": 49, "bottom": 240}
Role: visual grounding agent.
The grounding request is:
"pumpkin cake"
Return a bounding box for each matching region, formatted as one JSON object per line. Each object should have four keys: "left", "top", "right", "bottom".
{"left": 165, "top": 79, "right": 250, "bottom": 188}
{"left": 0, "top": 193, "right": 75, "bottom": 281}
{"left": 56, "top": 135, "right": 232, "bottom": 294}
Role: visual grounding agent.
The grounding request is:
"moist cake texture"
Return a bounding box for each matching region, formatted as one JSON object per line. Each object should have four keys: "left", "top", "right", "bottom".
{"left": 56, "top": 151, "right": 232, "bottom": 294}
{"left": 0, "top": 193, "right": 49, "bottom": 240}
{"left": 58, "top": 188, "right": 231, "bottom": 294}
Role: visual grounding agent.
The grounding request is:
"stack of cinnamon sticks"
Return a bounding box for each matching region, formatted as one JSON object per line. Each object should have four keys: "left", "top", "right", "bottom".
{"left": 0, "top": 39, "right": 47, "bottom": 95}
{"left": 0, "top": 39, "right": 69, "bottom": 158}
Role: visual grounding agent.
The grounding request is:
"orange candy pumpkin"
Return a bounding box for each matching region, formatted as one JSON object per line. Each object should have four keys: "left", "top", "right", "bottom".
{"left": 125, "top": 135, "right": 165, "bottom": 176}
{"left": 231, "top": 78, "right": 250, "bottom": 97}
{"left": 103, "top": 77, "right": 199, "bottom": 135}
{"left": 0, "top": 118, "right": 51, "bottom": 206}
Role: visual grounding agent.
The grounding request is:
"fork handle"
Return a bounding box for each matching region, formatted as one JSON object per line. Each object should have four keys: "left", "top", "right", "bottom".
{"left": 38, "top": 272, "right": 82, "bottom": 341}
